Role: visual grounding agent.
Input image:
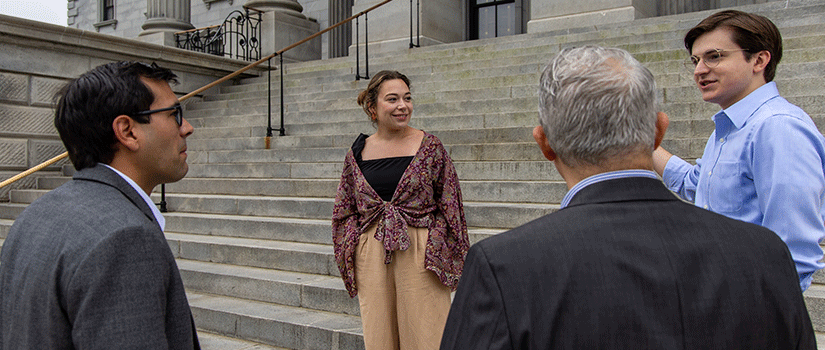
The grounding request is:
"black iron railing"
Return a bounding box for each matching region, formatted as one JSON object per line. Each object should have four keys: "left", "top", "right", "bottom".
{"left": 410, "top": 0, "right": 420, "bottom": 48}
{"left": 175, "top": 7, "right": 263, "bottom": 62}
{"left": 355, "top": 14, "right": 369, "bottom": 80}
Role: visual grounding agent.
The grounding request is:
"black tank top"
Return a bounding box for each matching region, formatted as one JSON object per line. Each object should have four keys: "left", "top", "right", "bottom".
{"left": 352, "top": 133, "right": 414, "bottom": 202}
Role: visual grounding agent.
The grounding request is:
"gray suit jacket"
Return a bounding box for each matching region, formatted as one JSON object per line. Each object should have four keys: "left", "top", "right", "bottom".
{"left": 441, "top": 177, "right": 814, "bottom": 349}
{"left": 1, "top": 164, "right": 199, "bottom": 349}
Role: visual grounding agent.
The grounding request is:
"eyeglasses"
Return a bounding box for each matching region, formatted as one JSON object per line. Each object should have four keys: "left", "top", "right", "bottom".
{"left": 133, "top": 104, "right": 183, "bottom": 126}
{"left": 685, "top": 48, "right": 749, "bottom": 71}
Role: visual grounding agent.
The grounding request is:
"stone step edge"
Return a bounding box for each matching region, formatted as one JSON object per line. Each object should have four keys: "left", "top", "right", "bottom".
{"left": 177, "top": 258, "right": 357, "bottom": 316}
{"left": 187, "top": 290, "right": 363, "bottom": 349}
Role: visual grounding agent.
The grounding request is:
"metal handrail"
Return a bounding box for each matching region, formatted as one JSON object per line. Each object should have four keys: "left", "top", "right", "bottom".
{"left": 1, "top": 0, "right": 396, "bottom": 199}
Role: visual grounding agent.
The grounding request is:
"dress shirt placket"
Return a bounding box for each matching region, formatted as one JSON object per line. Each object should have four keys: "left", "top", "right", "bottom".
{"left": 698, "top": 112, "right": 735, "bottom": 211}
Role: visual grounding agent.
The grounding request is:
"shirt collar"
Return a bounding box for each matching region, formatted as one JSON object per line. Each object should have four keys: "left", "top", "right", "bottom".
{"left": 560, "top": 169, "right": 659, "bottom": 208}
{"left": 716, "top": 81, "right": 779, "bottom": 129}
{"left": 101, "top": 163, "right": 165, "bottom": 231}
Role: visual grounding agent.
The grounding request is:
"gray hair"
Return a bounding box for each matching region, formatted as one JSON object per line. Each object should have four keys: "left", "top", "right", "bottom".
{"left": 538, "top": 45, "right": 658, "bottom": 167}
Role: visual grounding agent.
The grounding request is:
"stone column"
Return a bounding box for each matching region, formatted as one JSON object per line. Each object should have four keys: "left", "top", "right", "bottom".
{"left": 350, "top": 0, "right": 462, "bottom": 55}
{"left": 245, "top": 0, "right": 307, "bottom": 18}
{"left": 247, "top": 0, "right": 321, "bottom": 62}
{"left": 138, "top": 0, "right": 195, "bottom": 46}
{"left": 528, "top": 0, "right": 656, "bottom": 33}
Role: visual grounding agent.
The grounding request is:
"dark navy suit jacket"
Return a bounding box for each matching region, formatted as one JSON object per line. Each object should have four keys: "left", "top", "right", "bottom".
{"left": 441, "top": 177, "right": 814, "bottom": 349}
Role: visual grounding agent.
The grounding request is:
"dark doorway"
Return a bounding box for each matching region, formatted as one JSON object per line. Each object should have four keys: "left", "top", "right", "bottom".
{"left": 470, "top": 0, "right": 517, "bottom": 40}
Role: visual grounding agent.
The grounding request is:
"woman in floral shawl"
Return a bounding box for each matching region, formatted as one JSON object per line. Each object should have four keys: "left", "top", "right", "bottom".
{"left": 332, "top": 70, "right": 469, "bottom": 349}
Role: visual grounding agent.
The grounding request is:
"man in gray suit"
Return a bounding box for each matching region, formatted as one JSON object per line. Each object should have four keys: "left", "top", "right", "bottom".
{"left": 0, "top": 62, "right": 199, "bottom": 349}
{"left": 440, "top": 46, "right": 814, "bottom": 349}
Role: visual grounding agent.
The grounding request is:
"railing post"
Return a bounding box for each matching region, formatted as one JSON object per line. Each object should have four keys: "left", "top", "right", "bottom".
{"left": 409, "top": 0, "right": 420, "bottom": 48}
{"left": 266, "top": 57, "right": 272, "bottom": 149}
{"left": 158, "top": 184, "right": 167, "bottom": 213}
{"left": 355, "top": 16, "right": 361, "bottom": 80}
{"left": 416, "top": 0, "right": 420, "bottom": 47}
{"left": 279, "top": 53, "right": 285, "bottom": 136}
{"left": 356, "top": 14, "right": 370, "bottom": 80}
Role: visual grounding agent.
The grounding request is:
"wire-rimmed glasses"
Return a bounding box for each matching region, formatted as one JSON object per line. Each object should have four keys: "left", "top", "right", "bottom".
{"left": 684, "top": 48, "right": 749, "bottom": 71}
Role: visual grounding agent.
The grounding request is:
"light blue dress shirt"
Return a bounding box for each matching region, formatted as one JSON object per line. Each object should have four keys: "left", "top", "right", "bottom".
{"left": 561, "top": 170, "right": 660, "bottom": 209}
{"left": 663, "top": 82, "right": 825, "bottom": 291}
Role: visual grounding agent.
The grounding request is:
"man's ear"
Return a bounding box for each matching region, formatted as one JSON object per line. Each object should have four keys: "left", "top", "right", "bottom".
{"left": 654, "top": 112, "right": 670, "bottom": 149}
{"left": 751, "top": 50, "right": 771, "bottom": 75}
{"left": 532, "top": 125, "right": 557, "bottom": 161}
{"left": 112, "top": 115, "right": 141, "bottom": 152}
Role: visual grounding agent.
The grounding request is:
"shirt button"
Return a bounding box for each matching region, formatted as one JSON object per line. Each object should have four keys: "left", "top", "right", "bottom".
{"left": 719, "top": 138, "right": 725, "bottom": 143}
{"left": 708, "top": 171, "right": 712, "bottom": 176}
{"left": 703, "top": 205, "right": 708, "bottom": 209}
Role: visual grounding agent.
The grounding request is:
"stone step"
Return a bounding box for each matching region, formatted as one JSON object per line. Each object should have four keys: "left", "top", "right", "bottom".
{"left": 166, "top": 231, "right": 337, "bottom": 274}
{"left": 663, "top": 77, "right": 825, "bottom": 105}
{"left": 805, "top": 283, "right": 825, "bottom": 331}
{"left": 203, "top": 50, "right": 825, "bottom": 110}
{"left": 0, "top": 203, "right": 24, "bottom": 220}
{"left": 166, "top": 172, "right": 563, "bottom": 200}
{"left": 239, "top": 24, "right": 825, "bottom": 92}
{"left": 185, "top": 71, "right": 825, "bottom": 129}
{"left": 5, "top": 181, "right": 558, "bottom": 228}
{"left": 186, "top": 117, "right": 722, "bottom": 154}
{"left": 167, "top": 225, "right": 498, "bottom": 276}
{"left": 177, "top": 259, "right": 359, "bottom": 316}
{"left": 183, "top": 160, "right": 562, "bottom": 181}
{"left": 198, "top": 331, "right": 288, "bottom": 350}
{"left": 282, "top": 6, "right": 824, "bottom": 75}
{"left": 186, "top": 141, "right": 551, "bottom": 165}
{"left": 187, "top": 97, "right": 539, "bottom": 128}
{"left": 187, "top": 291, "right": 364, "bottom": 350}
{"left": 0, "top": 218, "right": 10, "bottom": 239}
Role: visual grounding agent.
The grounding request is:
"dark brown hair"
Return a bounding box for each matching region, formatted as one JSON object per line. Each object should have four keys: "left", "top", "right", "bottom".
{"left": 684, "top": 10, "right": 782, "bottom": 82}
{"left": 357, "top": 70, "right": 411, "bottom": 126}
{"left": 55, "top": 61, "right": 178, "bottom": 170}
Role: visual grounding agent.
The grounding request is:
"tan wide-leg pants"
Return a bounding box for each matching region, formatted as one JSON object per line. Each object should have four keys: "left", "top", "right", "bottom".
{"left": 355, "top": 225, "right": 452, "bottom": 350}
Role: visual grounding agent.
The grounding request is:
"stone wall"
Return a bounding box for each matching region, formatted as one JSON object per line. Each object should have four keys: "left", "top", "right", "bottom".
{"left": 0, "top": 14, "right": 266, "bottom": 200}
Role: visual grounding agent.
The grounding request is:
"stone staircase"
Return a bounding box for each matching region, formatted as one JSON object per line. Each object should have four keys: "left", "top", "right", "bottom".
{"left": 3, "top": 0, "right": 825, "bottom": 348}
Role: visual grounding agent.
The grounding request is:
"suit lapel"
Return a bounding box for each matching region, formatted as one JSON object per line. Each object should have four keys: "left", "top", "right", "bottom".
{"left": 72, "top": 164, "right": 157, "bottom": 223}
{"left": 566, "top": 177, "right": 680, "bottom": 208}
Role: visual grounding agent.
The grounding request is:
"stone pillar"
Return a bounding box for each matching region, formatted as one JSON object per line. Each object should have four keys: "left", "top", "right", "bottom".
{"left": 138, "top": 0, "right": 195, "bottom": 46}
{"left": 528, "top": 0, "right": 656, "bottom": 33}
{"left": 350, "top": 0, "right": 462, "bottom": 55}
{"left": 245, "top": 0, "right": 306, "bottom": 18}
{"left": 248, "top": 0, "right": 322, "bottom": 62}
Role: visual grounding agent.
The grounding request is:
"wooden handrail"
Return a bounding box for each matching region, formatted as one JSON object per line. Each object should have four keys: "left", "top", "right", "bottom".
{"left": 175, "top": 24, "right": 221, "bottom": 35}
{"left": 0, "top": 152, "right": 68, "bottom": 189}
{"left": 0, "top": 0, "right": 395, "bottom": 190}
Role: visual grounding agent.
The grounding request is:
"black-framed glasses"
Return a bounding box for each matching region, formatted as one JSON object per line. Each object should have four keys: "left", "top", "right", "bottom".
{"left": 133, "top": 104, "right": 183, "bottom": 126}
{"left": 685, "top": 48, "right": 749, "bottom": 71}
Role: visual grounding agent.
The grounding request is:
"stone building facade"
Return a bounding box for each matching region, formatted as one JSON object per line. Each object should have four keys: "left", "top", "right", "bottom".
{"left": 65, "top": 0, "right": 772, "bottom": 61}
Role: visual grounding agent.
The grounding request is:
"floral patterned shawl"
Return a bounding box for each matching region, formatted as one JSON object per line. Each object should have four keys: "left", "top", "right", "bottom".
{"left": 332, "top": 132, "right": 469, "bottom": 297}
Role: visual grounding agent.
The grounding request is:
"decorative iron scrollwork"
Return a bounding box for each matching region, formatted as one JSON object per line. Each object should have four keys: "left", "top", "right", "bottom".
{"left": 175, "top": 7, "right": 262, "bottom": 62}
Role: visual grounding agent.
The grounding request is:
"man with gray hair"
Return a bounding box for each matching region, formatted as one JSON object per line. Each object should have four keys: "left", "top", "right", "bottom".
{"left": 440, "top": 45, "right": 814, "bottom": 349}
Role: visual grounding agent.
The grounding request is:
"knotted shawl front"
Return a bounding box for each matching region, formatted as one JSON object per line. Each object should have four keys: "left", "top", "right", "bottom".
{"left": 332, "top": 132, "right": 469, "bottom": 297}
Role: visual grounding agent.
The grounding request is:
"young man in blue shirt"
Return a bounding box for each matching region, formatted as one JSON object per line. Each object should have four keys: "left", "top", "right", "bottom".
{"left": 653, "top": 10, "right": 825, "bottom": 291}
